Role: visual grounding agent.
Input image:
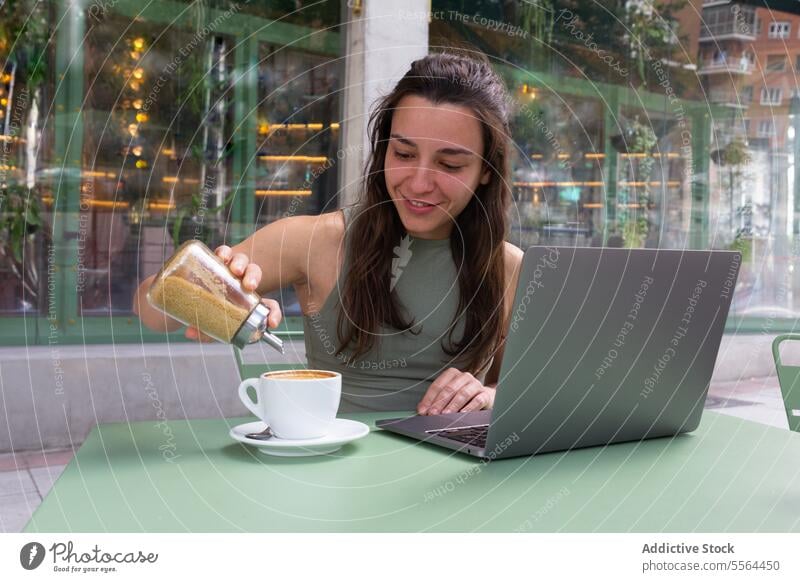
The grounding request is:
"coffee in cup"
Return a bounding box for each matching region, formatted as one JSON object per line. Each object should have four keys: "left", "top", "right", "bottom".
{"left": 237, "top": 370, "right": 341, "bottom": 440}
{"left": 261, "top": 371, "right": 337, "bottom": 380}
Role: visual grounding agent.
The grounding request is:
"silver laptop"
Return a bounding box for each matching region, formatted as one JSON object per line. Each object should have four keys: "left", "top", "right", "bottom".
{"left": 376, "top": 246, "right": 741, "bottom": 460}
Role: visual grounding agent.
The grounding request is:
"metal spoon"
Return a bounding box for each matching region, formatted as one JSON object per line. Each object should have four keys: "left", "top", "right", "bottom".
{"left": 245, "top": 426, "right": 274, "bottom": 440}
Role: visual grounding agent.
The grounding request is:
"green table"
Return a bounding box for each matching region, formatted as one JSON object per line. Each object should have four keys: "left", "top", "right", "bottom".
{"left": 25, "top": 411, "right": 800, "bottom": 532}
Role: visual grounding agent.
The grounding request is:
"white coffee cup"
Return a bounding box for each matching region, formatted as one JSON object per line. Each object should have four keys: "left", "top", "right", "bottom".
{"left": 237, "top": 370, "right": 342, "bottom": 440}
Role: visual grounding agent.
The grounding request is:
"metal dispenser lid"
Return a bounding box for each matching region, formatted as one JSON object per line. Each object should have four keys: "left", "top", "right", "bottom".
{"left": 232, "top": 303, "right": 285, "bottom": 353}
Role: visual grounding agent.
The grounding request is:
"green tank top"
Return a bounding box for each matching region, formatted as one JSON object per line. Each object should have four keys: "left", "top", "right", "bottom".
{"left": 302, "top": 205, "right": 487, "bottom": 412}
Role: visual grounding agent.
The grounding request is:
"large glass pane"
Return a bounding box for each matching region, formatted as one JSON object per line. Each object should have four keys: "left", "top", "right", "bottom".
{"left": 254, "top": 44, "right": 341, "bottom": 225}
{"left": 510, "top": 93, "right": 604, "bottom": 248}
{"left": 254, "top": 42, "right": 342, "bottom": 316}
{"left": 80, "top": 9, "right": 238, "bottom": 315}
{"left": 431, "top": 0, "right": 800, "bottom": 325}
{"left": 1, "top": 0, "right": 343, "bottom": 339}
{"left": 432, "top": 0, "right": 699, "bottom": 251}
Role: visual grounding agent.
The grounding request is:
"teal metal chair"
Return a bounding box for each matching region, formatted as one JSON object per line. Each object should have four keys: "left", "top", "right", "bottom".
{"left": 771, "top": 334, "right": 800, "bottom": 432}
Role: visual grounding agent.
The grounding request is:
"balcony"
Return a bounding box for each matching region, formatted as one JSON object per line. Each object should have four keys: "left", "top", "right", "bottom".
{"left": 700, "top": 26, "right": 757, "bottom": 42}
{"left": 708, "top": 89, "right": 752, "bottom": 107}
{"left": 698, "top": 57, "right": 753, "bottom": 75}
{"left": 699, "top": 5, "right": 757, "bottom": 42}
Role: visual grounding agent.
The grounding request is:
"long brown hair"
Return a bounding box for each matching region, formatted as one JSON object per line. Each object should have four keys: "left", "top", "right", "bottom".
{"left": 336, "top": 52, "right": 512, "bottom": 375}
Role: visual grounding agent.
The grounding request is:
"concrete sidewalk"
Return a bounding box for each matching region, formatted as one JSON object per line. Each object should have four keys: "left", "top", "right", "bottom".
{"left": 0, "top": 449, "right": 72, "bottom": 533}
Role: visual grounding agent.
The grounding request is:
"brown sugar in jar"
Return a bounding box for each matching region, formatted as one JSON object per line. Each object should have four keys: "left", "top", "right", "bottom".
{"left": 147, "top": 241, "right": 261, "bottom": 343}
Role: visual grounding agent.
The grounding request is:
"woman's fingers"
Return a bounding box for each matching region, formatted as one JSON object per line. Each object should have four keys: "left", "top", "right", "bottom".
{"left": 427, "top": 374, "right": 476, "bottom": 415}
{"left": 417, "top": 368, "right": 460, "bottom": 415}
{"left": 441, "top": 381, "right": 483, "bottom": 414}
{"left": 262, "top": 298, "right": 283, "bottom": 329}
{"left": 185, "top": 326, "right": 215, "bottom": 343}
{"left": 228, "top": 253, "right": 250, "bottom": 277}
{"left": 215, "top": 245, "right": 232, "bottom": 263}
{"left": 207, "top": 245, "right": 271, "bottom": 338}
{"left": 417, "top": 368, "right": 496, "bottom": 415}
{"left": 242, "top": 263, "right": 262, "bottom": 291}
{"left": 459, "top": 388, "right": 495, "bottom": 413}
{"left": 215, "top": 246, "right": 259, "bottom": 290}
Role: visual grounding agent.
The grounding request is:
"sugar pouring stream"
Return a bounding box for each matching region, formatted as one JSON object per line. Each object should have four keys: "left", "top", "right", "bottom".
{"left": 146, "top": 240, "right": 284, "bottom": 353}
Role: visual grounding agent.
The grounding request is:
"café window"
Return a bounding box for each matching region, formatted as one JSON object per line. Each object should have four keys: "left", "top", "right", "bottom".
{"left": 0, "top": 0, "right": 343, "bottom": 339}
{"left": 761, "top": 87, "right": 782, "bottom": 105}
{"left": 757, "top": 119, "right": 775, "bottom": 137}
{"left": 768, "top": 21, "right": 790, "bottom": 39}
{"left": 766, "top": 55, "right": 787, "bottom": 71}
{"left": 254, "top": 46, "right": 340, "bottom": 228}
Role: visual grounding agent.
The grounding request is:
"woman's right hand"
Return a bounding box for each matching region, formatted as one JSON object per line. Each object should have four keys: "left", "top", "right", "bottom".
{"left": 184, "top": 245, "right": 283, "bottom": 342}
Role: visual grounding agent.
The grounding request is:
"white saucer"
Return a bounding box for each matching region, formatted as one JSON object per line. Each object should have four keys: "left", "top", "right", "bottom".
{"left": 229, "top": 418, "right": 370, "bottom": 457}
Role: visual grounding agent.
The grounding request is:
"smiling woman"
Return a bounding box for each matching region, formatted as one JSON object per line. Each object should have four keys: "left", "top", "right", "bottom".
{"left": 330, "top": 53, "right": 524, "bottom": 412}
{"left": 135, "top": 52, "right": 524, "bottom": 414}
{"left": 384, "top": 96, "right": 491, "bottom": 240}
{"left": 340, "top": 53, "right": 519, "bottom": 392}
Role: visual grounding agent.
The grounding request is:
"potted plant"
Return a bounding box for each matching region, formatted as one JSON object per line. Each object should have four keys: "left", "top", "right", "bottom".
{"left": 711, "top": 137, "right": 751, "bottom": 236}
{"left": 170, "top": 188, "right": 236, "bottom": 249}
{"left": 612, "top": 118, "right": 657, "bottom": 247}
{"left": 519, "top": 0, "right": 554, "bottom": 71}
{"left": 1, "top": 0, "right": 49, "bottom": 177}
{"left": 625, "top": 0, "right": 688, "bottom": 88}
{"left": 728, "top": 230, "right": 752, "bottom": 264}
{"left": 0, "top": 185, "right": 45, "bottom": 307}
{"left": 1, "top": 1, "right": 50, "bottom": 310}
{"left": 611, "top": 117, "right": 658, "bottom": 154}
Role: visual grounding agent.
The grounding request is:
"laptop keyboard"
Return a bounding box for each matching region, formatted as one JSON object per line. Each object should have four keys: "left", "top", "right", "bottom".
{"left": 426, "top": 424, "right": 489, "bottom": 448}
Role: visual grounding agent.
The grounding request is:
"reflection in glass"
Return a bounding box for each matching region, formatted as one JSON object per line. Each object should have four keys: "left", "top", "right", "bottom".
{"left": 255, "top": 44, "right": 341, "bottom": 225}
{"left": 255, "top": 44, "right": 342, "bottom": 316}
{"left": 0, "top": 1, "right": 52, "bottom": 316}
{"left": 431, "top": 0, "right": 800, "bottom": 322}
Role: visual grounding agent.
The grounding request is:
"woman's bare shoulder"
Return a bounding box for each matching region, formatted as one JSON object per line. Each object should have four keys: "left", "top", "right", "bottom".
{"left": 500, "top": 242, "right": 524, "bottom": 325}
{"left": 503, "top": 241, "right": 524, "bottom": 277}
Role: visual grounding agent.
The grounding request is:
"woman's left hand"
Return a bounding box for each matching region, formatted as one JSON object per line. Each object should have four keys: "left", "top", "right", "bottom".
{"left": 416, "top": 368, "right": 496, "bottom": 415}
